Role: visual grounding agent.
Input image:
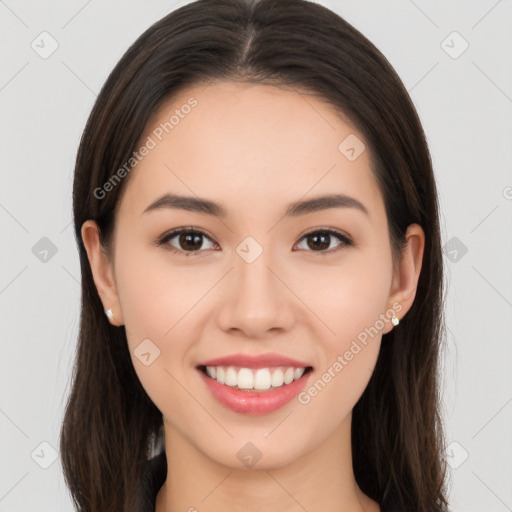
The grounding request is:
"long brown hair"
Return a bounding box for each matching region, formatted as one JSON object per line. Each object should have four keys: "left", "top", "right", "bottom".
{"left": 61, "top": 0, "right": 449, "bottom": 510}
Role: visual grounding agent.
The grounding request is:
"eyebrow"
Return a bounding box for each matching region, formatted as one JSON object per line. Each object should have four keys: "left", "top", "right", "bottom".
{"left": 142, "top": 193, "right": 369, "bottom": 218}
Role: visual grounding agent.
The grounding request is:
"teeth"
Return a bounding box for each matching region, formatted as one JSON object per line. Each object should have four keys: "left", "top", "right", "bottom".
{"left": 254, "top": 368, "right": 271, "bottom": 390}
{"left": 216, "top": 367, "right": 225, "bottom": 385}
{"left": 271, "top": 368, "right": 284, "bottom": 387}
{"left": 237, "top": 368, "right": 254, "bottom": 389}
{"left": 204, "top": 365, "right": 308, "bottom": 391}
{"left": 294, "top": 367, "right": 305, "bottom": 380}
{"left": 225, "top": 367, "right": 238, "bottom": 386}
{"left": 283, "top": 367, "right": 294, "bottom": 385}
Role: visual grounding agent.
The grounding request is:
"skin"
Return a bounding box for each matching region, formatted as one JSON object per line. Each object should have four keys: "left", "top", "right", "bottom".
{"left": 82, "top": 81, "right": 424, "bottom": 512}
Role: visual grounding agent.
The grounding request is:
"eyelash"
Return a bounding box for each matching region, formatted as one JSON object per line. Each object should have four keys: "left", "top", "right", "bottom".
{"left": 155, "top": 227, "right": 353, "bottom": 257}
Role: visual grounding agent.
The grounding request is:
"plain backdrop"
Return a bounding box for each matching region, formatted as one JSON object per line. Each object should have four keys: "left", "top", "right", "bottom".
{"left": 1, "top": 1, "right": 511, "bottom": 511}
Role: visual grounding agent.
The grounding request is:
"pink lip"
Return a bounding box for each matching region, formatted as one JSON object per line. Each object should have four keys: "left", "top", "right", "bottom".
{"left": 199, "top": 352, "right": 311, "bottom": 369}
{"left": 198, "top": 368, "right": 312, "bottom": 415}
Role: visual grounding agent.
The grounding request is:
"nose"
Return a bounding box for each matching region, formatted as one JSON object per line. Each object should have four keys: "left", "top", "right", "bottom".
{"left": 215, "top": 249, "right": 296, "bottom": 339}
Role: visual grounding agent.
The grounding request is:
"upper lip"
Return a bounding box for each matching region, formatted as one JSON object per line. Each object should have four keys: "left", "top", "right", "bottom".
{"left": 198, "top": 353, "right": 312, "bottom": 369}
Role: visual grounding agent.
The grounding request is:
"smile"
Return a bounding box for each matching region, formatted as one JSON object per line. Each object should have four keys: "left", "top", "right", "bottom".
{"left": 197, "top": 365, "right": 313, "bottom": 415}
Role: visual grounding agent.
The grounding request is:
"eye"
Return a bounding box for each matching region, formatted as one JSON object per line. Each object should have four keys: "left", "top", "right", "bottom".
{"left": 294, "top": 229, "right": 353, "bottom": 254}
{"left": 156, "top": 227, "right": 218, "bottom": 256}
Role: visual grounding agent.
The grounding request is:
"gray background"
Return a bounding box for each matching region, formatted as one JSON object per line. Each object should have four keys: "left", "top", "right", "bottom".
{"left": 1, "top": 0, "right": 511, "bottom": 510}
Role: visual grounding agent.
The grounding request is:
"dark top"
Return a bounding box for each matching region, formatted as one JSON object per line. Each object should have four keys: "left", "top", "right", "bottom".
{"left": 140, "top": 451, "right": 405, "bottom": 512}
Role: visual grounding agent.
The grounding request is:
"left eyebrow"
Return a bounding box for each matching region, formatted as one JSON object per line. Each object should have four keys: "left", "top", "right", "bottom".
{"left": 285, "top": 193, "right": 369, "bottom": 217}
{"left": 142, "top": 193, "right": 369, "bottom": 218}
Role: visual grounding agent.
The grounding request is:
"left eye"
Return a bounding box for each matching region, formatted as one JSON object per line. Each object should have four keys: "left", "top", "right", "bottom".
{"left": 156, "top": 228, "right": 352, "bottom": 256}
{"left": 294, "top": 229, "right": 352, "bottom": 254}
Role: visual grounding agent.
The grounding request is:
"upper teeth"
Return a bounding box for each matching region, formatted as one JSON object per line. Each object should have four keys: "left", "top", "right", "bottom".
{"left": 205, "top": 366, "right": 306, "bottom": 391}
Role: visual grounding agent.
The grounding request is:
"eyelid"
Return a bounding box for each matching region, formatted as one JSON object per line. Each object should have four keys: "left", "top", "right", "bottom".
{"left": 299, "top": 227, "right": 352, "bottom": 243}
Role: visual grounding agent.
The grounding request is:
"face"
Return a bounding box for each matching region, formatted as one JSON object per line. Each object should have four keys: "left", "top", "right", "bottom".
{"left": 84, "top": 80, "right": 418, "bottom": 470}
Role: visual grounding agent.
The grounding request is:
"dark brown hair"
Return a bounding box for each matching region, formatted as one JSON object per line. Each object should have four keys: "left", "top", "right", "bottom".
{"left": 61, "top": 0, "right": 449, "bottom": 510}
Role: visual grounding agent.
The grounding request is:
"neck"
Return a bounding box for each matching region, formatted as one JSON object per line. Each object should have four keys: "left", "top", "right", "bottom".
{"left": 155, "top": 414, "right": 380, "bottom": 512}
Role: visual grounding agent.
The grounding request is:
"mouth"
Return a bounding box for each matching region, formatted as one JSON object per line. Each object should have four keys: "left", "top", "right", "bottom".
{"left": 196, "top": 364, "right": 314, "bottom": 415}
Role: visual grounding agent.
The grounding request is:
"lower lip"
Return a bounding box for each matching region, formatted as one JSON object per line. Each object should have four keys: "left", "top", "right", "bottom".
{"left": 198, "top": 368, "right": 312, "bottom": 415}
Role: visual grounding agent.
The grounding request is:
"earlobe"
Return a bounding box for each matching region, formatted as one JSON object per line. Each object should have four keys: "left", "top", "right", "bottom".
{"left": 81, "top": 220, "right": 124, "bottom": 326}
{"left": 384, "top": 223, "right": 425, "bottom": 334}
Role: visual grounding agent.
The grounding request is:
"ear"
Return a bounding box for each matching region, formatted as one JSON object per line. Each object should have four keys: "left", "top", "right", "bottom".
{"left": 382, "top": 223, "right": 425, "bottom": 334}
{"left": 81, "top": 220, "right": 124, "bottom": 326}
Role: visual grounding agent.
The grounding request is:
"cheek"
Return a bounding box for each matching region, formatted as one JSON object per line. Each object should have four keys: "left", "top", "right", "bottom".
{"left": 114, "top": 243, "right": 201, "bottom": 343}
{"left": 113, "top": 248, "right": 198, "bottom": 417}
{"left": 297, "top": 249, "right": 392, "bottom": 342}
{"left": 298, "top": 250, "right": 391, "bottom": 406}
{"left": 113, "top": 244, "right": 212, "bottom": 390}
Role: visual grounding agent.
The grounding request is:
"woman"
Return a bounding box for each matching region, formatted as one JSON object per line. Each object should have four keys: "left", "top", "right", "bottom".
{"left": 60, "top": 0, "right": 450, "bottom": 511}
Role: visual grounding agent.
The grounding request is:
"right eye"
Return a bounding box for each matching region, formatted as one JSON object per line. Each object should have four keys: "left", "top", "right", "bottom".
{"left": 156, "top": 227, "right": 218, "bottom": 256}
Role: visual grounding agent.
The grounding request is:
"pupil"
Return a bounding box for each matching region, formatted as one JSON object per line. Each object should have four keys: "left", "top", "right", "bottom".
{"left": 309, "top": 233, "right": 329, "bottom": 251}
{"left": 180, "top": 233, "right": 202, "bottom": 250}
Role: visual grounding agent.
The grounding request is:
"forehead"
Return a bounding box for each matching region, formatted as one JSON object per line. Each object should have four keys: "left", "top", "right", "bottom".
{"left": 117, "top": 81, "right": 384, "bottom": 221}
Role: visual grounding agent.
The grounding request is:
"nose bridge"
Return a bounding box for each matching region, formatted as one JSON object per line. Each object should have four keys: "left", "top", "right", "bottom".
{"left": 234, "top": 238, "right": 281, "bottom": 311}
{"left": 216, "top": 236, "right": 294, "bottom": 335}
